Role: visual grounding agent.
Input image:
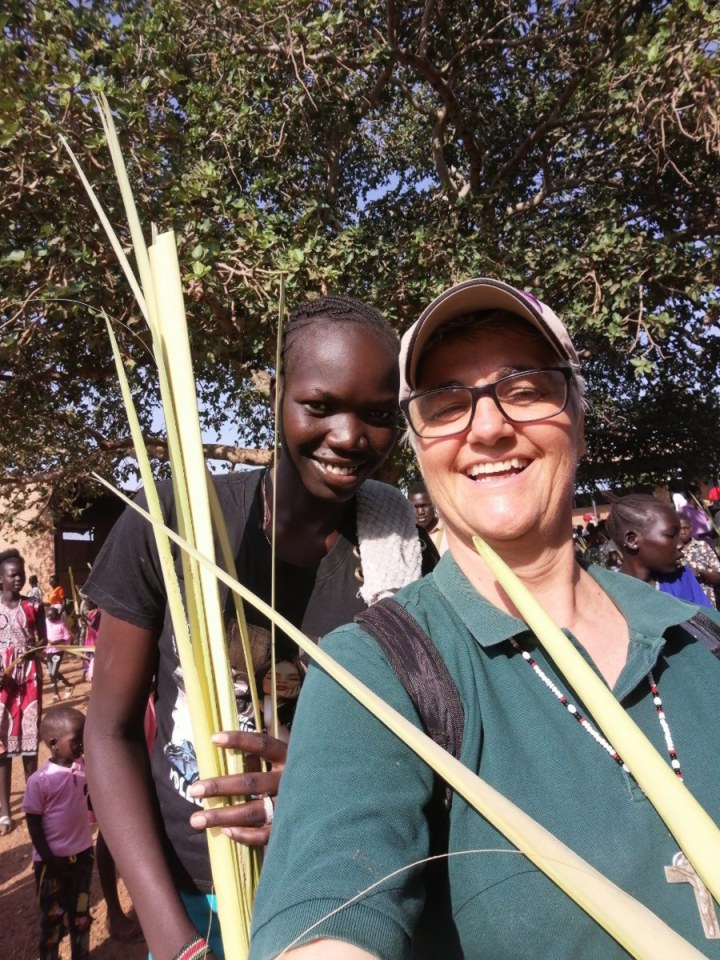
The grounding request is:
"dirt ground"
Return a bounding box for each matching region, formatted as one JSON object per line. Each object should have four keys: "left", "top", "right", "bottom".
{"left": 1, "top": 655, "right": 147, "bottom": 960}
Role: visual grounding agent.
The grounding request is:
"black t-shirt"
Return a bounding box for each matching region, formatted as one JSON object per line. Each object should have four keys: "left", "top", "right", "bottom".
{"left": 84, "top": 469, "right": 436, "bottom": 891}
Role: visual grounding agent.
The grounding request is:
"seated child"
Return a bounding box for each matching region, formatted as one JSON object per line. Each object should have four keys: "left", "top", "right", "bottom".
{"left": 45, "top": 607, "right": 74, "bottom": 701}
{"left": 22, "top": 706, "right": 94, "bottom": 960}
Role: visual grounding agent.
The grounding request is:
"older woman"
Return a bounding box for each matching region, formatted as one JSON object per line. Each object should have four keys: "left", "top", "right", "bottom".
{"left": 249, "top": 279, "right": 720, "bottom": 960}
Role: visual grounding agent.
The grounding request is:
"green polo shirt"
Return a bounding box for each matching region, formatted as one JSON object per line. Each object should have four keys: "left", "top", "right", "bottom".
{"left": 250, "top": 557, "right": 720, "bottom": 959}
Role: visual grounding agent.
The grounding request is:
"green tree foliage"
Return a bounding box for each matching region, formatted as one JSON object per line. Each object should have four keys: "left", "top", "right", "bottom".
{"left": 1, "top": 0, "right": 719, "bottom": 519}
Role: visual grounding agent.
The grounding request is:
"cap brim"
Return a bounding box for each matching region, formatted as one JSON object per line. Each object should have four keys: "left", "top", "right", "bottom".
{"left": 402, "top": 278, "right": 576, "bottom": 395}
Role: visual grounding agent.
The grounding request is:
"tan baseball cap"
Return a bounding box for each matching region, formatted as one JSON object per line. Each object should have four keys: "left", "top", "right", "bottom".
{"left": 399, "top": 278, "right": 580, "bottom": 400}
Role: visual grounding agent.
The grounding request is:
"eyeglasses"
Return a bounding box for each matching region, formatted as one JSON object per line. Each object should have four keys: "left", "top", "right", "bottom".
{"left": 401, "top": 367, "right": 573, "bottom": 439}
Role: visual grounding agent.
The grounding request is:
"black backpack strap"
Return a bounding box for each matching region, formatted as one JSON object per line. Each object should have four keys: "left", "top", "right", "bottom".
{"left": 678, "top": 611, "right": 720, "bottom": 659}
{"left": 354, "top": 597, "right": 464, "bottom": 815}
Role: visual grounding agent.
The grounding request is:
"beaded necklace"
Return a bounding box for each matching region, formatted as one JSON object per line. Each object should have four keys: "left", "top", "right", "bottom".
{"left": 508, "top": 637, "right": 683, "bottom": 780}
{"left": 510, "top": 637, "right": 720, "bottom": 939}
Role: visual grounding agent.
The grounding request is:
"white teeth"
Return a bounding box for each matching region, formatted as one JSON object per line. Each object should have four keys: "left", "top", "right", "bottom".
{"left": 317, "top": 461, "right": 358, "bottom": 476}
{"left": 466, "top": 458, "right": 530, "bottom": 478}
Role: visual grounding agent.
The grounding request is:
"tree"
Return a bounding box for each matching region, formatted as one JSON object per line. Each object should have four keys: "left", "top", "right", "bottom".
{"left": 2, "top": 0, "right": 719, "bottom": 522}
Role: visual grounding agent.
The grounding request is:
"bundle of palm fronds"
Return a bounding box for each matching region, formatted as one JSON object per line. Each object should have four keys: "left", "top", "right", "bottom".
{"left": 62, "top": 95, "right": 261, "bottom": 956}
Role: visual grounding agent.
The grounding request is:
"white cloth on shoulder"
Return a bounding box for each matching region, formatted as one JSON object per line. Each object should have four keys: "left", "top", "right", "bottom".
{"left": 356, "top": 480, "right": 423, "bottom": 605}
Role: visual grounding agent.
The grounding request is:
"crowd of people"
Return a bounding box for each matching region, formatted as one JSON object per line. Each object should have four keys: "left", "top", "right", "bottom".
{"left": 3, "top": 281, "right": 720, "bottom": 960}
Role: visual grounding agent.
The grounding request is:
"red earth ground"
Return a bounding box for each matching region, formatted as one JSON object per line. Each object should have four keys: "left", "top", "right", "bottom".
{"left": 1, "top": 655, "right": 147, "bottom": 960}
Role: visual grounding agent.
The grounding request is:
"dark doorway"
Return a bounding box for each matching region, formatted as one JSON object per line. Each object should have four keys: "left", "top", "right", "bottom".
{"left": 54, "top": 493, "right": 125, "bottom": 595}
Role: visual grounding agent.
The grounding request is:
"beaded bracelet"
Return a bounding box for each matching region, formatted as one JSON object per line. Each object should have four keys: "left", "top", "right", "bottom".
{"left": 172, "top": 935, "right": 211, "bottom": 960}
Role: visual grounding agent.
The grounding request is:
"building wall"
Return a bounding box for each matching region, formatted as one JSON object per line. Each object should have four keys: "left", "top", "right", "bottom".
{"left": 1, "top": 489, "right": 125, "bottom": 600}
{"left": 0, "top": 489, "right": 56, "bottom": 594}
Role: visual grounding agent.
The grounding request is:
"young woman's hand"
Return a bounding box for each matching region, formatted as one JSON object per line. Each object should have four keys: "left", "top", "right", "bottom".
{"left": 187, "top": 731, "right": 287, "bottom": 848}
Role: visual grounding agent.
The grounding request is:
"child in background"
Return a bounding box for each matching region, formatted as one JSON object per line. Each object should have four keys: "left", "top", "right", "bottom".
{"left": 79, "top": 600, "right": 100, "bottom": 683}
{"left": 27, "top": 575, "right": 44, "bottom": 610}
{"left": 45, "top": 607, "right": 74, "bottom": 702}
{"left": 47, "top": 575, "right": 65, "bottom": 609}
{"left": 23, "top": 706, "right": 94, "bottom": 960}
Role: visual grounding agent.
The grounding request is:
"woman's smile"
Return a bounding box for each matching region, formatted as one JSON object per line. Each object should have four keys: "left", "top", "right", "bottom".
{"left": 310, "top": 458, "right": 362, "bottom": 479}
{"left": 461, "top": 457, "right": 532, "bottom": 481}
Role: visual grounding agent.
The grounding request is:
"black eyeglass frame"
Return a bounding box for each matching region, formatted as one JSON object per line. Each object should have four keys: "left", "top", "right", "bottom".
{"left": 401, "top": 367, "right": 574, "bottom": 438}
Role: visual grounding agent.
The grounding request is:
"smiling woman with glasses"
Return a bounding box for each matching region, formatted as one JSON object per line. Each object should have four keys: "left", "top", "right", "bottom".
{"left": 250, "top": 279, "right": 720, "bottom": 960}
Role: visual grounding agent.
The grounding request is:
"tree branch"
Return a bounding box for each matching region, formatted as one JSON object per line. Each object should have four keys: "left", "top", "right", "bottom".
{"left": 391, "top": 45, "right": 485, "bottom": 194}
{"left": 489, "top": 47, "right": 614, "bottom": 190}
{"left": 417, "top": 0, "right": 436, "bottom": 59}
{"left": 431, "top": 106, "right": 459, "bottom": 202}
{"left": 92, "top": 434, "right": 272, "bottom": 466}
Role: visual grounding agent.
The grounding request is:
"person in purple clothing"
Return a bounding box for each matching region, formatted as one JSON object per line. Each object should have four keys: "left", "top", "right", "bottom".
{"left": 607, "top": 494, "right": 712, "bottom": 606}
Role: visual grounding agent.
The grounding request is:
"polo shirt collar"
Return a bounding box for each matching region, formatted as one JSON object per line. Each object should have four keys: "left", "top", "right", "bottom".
{"left": 432, "top": 552, "right": 703, "bottom": 649}
{"left": 432, "top": 553, "right": 527, "bottom": 647}
{"left": 587, "top": 564, "right": 702, "bottom": 636}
